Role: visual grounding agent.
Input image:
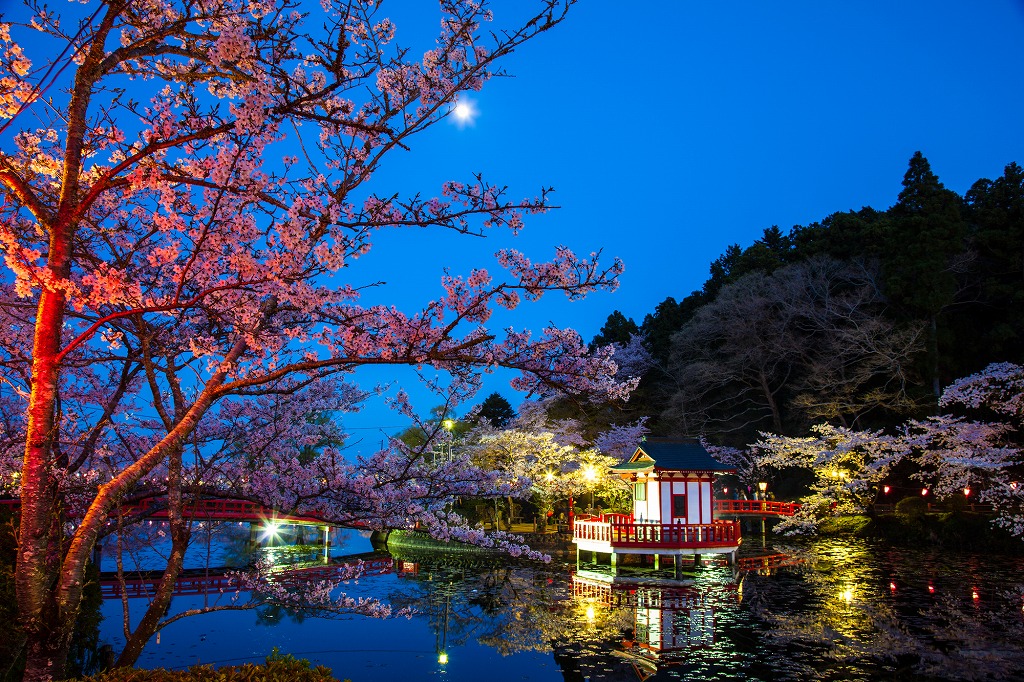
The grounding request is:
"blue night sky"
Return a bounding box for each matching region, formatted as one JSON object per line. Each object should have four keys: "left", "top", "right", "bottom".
{"left": 339, "top": 0, "right": 1024, "bottom": 439}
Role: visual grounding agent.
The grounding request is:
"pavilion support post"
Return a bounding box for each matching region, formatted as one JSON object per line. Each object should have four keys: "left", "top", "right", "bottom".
{"left": 576, "top": 546, "right": 580, "bottom": 571}
{"left": 322, "top": 525, "right": 330, "bottom": 563}
{"left": 728, "top": 550, "right": 737, "bottom": 566}
{"left": 610, "top": 552, "right": 618, "bottom": 575}
{"left": 693, "top": 553, "right": 702, "bottom": 569}
{"left": 673, "top": 556, "right": 682, "bottom": 580}
{"left": 653, "top": 554, "right": 660, "bottom": 571}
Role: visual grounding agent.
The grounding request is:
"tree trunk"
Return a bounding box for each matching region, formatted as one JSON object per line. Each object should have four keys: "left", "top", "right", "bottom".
{"left": 929, "top": 315, "right": 941, "bottom": 401}
{"left": 17, "top": 6, "right": 124, "bottom": 677}
{"left": 18, "top": 287, "right": 71, "bottom": 681}
{"left": 116, "top": 446, "right": 189, "bottom": 667}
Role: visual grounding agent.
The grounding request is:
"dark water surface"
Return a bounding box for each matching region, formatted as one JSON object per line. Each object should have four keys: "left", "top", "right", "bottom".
{"left": 98, "top": 529, "right": 1024, "bottom": 681}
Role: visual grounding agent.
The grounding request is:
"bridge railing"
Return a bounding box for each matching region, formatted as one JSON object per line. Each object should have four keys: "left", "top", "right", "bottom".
{"left": 574, "top": 518, "right": 741, "bottom": 549}
{"left": 1, "top": 496, "right": 329, "bottom": 525}
{"left": 714, "top": 499, "right": 800, "bottom": 516}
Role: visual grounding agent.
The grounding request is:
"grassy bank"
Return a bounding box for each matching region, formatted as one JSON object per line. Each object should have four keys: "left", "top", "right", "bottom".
{"left": 816, "top": 511, "right": 1023, "bottom": 553}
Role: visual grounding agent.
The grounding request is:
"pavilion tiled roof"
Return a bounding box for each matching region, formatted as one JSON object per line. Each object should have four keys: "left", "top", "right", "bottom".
{"left": 608, "top": 439, "right": 734, "bottom": 474}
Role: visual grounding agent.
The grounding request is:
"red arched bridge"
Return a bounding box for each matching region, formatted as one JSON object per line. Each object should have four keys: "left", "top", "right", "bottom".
{"left": 0, "top": 497, "right": 343, "bottom": 526}
{"left": 713, "top": 499, "right": 801, "bottom": 517}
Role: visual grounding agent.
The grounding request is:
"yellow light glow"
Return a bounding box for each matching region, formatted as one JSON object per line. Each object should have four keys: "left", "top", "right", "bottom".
{"left": 438, "top": 652, "right": 448, "bottom": 665}
{"left": 841, "top": 588, "right": 854, "bottom": 604}
{"left": 585, "top": 605, "right": 595, "bottom": 622}
{"left": 442, "top": 419, "right": 455, "bottom": 430}
{"left": 545, "top": 471, "right": 554, "bottom": 482}
{"left": 758, "top": 481, "right": 767, "bottom": 493}
{"left": 584, "top": 466, "right": 597, "bottom": 482}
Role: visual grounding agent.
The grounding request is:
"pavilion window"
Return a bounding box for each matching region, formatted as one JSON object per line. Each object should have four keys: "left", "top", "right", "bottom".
{"left": 672, "top": 493, "right": 687, "bottom": 518}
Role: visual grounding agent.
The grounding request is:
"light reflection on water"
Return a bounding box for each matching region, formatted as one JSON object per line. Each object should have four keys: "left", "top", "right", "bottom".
{"left": 99, "top": 534, "right": 1024, "bottom": 682}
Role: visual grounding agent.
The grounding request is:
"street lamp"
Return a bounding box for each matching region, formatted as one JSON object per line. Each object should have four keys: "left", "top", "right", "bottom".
{"left": 758, "top": 481, "right": 767, "bottom": 498}
{"left": 584, "top": 465, "right": 597, "bottom": 513}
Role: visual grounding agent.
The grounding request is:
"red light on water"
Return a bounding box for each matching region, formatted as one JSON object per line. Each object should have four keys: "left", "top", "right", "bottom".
{"left": 972, "top": 589, "right": 980, "bottom": 600}
{"left": 928, "top": 584, "right": 935, "bottom": 594}
{"left": 889, "top": 582, "right": 897, "bottom": 592}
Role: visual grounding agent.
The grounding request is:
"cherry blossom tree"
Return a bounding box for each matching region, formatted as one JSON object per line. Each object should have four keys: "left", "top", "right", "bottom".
{"left": 748, "top": 363, "right": 1023, "bottom": 537}
{"left": 0, "top": 0, "right": 640, "bottom": 677}
{"left": 459, "top": 400, "right": 648, "bottom": 521}
{"left": 754, "top": 424, "right": 908, "bottom": 535}
{"left": 907, "top": 363, "right": 1024, "bottom": 536}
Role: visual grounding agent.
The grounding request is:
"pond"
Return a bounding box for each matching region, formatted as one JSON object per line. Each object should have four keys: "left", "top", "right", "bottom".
{"left": 97, "top": 528, "right": 1024, "bottom": 681}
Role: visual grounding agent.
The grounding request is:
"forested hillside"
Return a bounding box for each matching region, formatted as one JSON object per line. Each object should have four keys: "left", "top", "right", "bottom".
{"left": 593, "top": 153, "right": 1024, "bottom": 446}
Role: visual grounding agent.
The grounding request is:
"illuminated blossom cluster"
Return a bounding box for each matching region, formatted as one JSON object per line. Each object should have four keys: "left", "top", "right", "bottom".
{"left": 746, "top": 364, "right": 1023, "bottom": 537}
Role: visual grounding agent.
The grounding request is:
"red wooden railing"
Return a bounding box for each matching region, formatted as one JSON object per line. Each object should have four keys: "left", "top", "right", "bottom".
{"left": 713, "top": 499, "right": 801, "bottom": 517}
{"left": 574, "top": 518, "right": 741, "bottom": 550}
{"left": 0, "top": 497, "right": 329, "bottom": 525}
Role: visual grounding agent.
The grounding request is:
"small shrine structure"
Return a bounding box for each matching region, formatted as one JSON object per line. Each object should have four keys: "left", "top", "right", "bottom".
{"left": 573, "top": 440, "right": 740, "bottom": 578}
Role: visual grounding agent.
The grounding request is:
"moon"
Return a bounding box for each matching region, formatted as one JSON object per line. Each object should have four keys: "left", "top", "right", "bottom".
{"left": 450, "top": 98, "right": 477, "bottom": 127}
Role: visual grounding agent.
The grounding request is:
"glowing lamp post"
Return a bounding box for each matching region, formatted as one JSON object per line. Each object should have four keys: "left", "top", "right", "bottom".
{"left": 758, "top": 481, "right": 767, "bottom": 498}
{"left": 584, "top": 465, "right": 597, "bottom": 514}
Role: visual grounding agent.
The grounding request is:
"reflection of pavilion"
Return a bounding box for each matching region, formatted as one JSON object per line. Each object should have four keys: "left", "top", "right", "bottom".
{"left": 572, "top": 572, "right": 729, "bottom": 666}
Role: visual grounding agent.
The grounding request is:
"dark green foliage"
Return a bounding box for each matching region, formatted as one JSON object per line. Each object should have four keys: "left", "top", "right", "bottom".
{"left": 78, "top": 651, "right": 340, "bottom": 682}
{"left": 703, "top": 226, "right": 794, "bottom": 299}
{"left": 894, "top": 495, "right": 928, "bottom": 523}
{"left": 475, "top": 392, "right": 516, "bottom": 427}
{"left": 608, "top": 152, "right": 1024, "bottom": 442}
{"left": 590, "top": 310, "right": 639, "bottom": 348}
{"left": 817, "top": 515, "right": 872, "bottom": 536}
{"left": 960, "top": 162, "right": 1024, "bottom": 371}
{"left": 639, "top": 296, "right": 689, "bottom": 364}
{"left": 868, "top": 511, "right": 1022, "bottom": 553}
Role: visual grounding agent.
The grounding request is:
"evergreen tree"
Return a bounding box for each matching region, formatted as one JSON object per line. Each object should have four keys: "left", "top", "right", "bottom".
{"left": 590, "top": 310, "right": 639, "bottom": 347}
{"left": 476, "top": 393, "right": 517, "bottom": 428}
{"left": 884, "top": 152, "right": 968, "bottom": 399}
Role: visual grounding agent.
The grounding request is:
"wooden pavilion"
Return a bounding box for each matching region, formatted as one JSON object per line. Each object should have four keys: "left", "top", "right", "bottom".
{"left": 573, "top": 440, "right": 740, "bottom": 578}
